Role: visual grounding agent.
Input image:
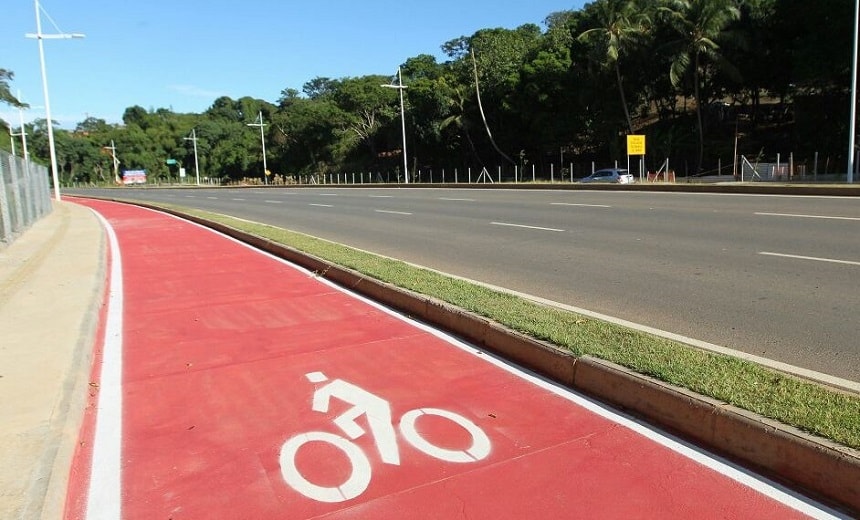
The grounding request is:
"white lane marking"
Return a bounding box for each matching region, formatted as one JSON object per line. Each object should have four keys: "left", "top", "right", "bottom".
{"left": 87, "top": 211, "right": 124, "bottom": 519}
{"left": 755, "top": 212, "right": 860, "bottom": 221}
{"left": 184, "top": 195, "right": 196, "bottom": 198}
{"left": 491, "top": 221, "right": 565, "bottom": 233}
{"left": 310, "top": 204, "right": 333, "bottom": 208}
{"left": 207, "top": 197, "right": 218, "bottom": 200}
{"left": 760, "top": 252, "right": 860, "bottom": 267}
{"left": 551, "top": 202, "right": 611, "bottom": 208}
{"left": 232, "top": 198, "right": 246, "bottom": 201}
{"left": 439, "top": 197, "right": 475, "bottom": 202}
{"left": 265, "top": 200, "right": 284, "bottom": 204}
{"left": 368, "top": 195, "right": 393, "bottom": 198}
{"left": 375, "top": 210, "right": 412, "bottom": 215}
{"left": 319, "top": 193, "right": 338, "bottom": 196}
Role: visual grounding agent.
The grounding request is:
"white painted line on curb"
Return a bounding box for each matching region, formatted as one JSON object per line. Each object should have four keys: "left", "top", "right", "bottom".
{"left": 491, "top": 221, "right": 565, "bottom": 233}
{"left": 755, "top": 212, "right": 860, "bottom": 221}
{"left": 760, "top": 252, "right": 860, "bottom": 267}
{"left": 87, "top": 212, "right": 124, "bottom": 520}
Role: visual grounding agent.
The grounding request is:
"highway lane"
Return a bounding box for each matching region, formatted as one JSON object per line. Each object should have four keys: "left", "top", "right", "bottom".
{"left": 68, "top": 187, "right": 860, "bottom": 383}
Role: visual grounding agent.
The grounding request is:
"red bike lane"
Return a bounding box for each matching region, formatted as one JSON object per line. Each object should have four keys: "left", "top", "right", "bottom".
{"left": 65, "top": 199, "right": 842, "bottom": 519}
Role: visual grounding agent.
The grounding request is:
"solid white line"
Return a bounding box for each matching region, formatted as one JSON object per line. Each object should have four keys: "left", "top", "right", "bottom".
{"left": 759, "top": 252, "right": 860, "bottom": 267}
{"left": 755, "top": 212, "right": 860, "bottom": 221}
{"left": 439, "top": 197, "right": 475, "bottom": 202}
{"left": 86, "top": 212, "right": 124, "bottom": 520}
{"left": 551, "top": 202, "right": 611, "bottom": 208}
{"left": 491, "top": 221, "right": 565, "bottom": 232}
{"left": 264, "top": 200, "right": 283, "bottom": 204}
{"left": 375, "top": 210, "right": 412, "bottom": 215}
{"left": 309, "top": 204, "right": 333, "bottom": 208}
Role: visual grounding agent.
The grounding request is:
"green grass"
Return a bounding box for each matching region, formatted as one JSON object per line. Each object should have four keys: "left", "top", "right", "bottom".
{"left": 159, "top": 203, "right": 860, "bottom": 450}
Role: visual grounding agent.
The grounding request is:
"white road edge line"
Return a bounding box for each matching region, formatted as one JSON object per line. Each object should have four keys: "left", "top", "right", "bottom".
{"left": 491, "top": 221, "right": 565, "bottom": 233}
{"left": 755, "top": 212, "right": 860, "bottom": 221}
{"left": 375, "top": 210, "right": 412, "bottom": 215}
{"left": 87, "top": 211, "right": 124, "bottom": 519}
{"left": 760, "top": 251, "right": 860, "bottom": 267}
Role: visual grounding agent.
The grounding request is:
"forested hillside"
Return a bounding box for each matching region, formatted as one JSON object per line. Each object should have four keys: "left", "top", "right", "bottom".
{"left": 2, "top": 0, "right": 858, "bottom": 184}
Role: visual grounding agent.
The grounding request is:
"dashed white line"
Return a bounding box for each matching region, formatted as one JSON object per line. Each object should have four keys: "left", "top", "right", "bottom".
{"left": 264, "top": 200, "right": 284, "bottom": 204}
{"left": 439, "top": 197, "right": 475, "bottom": 202}
{"left": 491, "top": 221, "right": 565, "bottom": 232}
{"left": 309, "top": 203, "right": 333, "bottom": 208}
{"left": 318, "top": 193, "right": 338, "bottom": 197}
{"left": 185, "top": 195, "right": 196, "bottom": 198}
{"left": 207, "top": 197, "right": 218, "bottom": 200}
{"left": 551, "top": 202, "right": 611, "bottom": 208}
{"left": 755, "top": 212, "right": 860, "bottom": 221}
{"left": 368, "top": 195, "right": 393, "bottom": 198}
{"left": 232, "top": 198, "right": 245, "bottom": 201}
{"left": 759, "top": 252, "right": 860, "bottom": 267}
{"left": 375, "top": 210, "right": 412, "bottom": 216}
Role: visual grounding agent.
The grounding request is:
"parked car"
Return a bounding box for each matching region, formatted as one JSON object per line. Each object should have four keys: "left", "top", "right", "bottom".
{"left": 579, "top": 168, "right": 635, "bottom": 184}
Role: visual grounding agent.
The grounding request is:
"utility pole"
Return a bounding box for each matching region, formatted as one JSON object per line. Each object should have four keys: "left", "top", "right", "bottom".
{"left": 382, "top": 68, "right": 409, "bottom": 184}
{"left": 246, "top": 111, "right": 268, "bottom": 185}
{"left": 184, "top": 128, "right": 200, "bottom": 186}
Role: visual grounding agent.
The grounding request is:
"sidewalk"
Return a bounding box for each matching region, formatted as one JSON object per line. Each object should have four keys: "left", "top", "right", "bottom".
{"left": 0, "top": 201, "right": 105, "bottom": 519}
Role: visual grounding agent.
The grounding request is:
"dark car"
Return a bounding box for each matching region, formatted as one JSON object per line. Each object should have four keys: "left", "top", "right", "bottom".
{"left": 579, "top": 168, "right": 635, "bottom": 184}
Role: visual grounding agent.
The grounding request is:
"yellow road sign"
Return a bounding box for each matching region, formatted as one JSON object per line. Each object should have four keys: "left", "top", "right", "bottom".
{"left": 627, "top": 135, "right": 646, "bottom": 155}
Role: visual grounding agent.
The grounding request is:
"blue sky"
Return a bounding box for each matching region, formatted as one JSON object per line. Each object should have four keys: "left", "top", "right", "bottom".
{"left": 2, "top": 0, "right": 585, "bottom": 129}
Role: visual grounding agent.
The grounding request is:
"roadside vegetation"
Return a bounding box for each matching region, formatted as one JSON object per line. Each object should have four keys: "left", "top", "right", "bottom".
{"left": 173, "top": 204, "right": 860, "bottom": 450}
{"left": 2, "top": 0, "right": 857, "bottom": 185}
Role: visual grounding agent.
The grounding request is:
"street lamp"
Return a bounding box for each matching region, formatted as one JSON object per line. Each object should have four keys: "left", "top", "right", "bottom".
{"left": 246, "top": 111, "right": 268, "bottom": 185}
{"left": 847, "top": 0, "right": 859, "bottom": 183}
{"left": 25, "top": 0, "right": 85, "bottom": 201}
{"left": 382, "top": 67, "right": 409, "bottom": 184}
{"left": 184, "top": 128, "right": 200, "bottom": 186}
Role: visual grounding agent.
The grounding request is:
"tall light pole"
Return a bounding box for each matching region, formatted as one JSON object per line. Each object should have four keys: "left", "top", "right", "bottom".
{"left": 848, "top": 0, "right": 859, "bottom": 183}
{"left": 26, "top": 0, "right": 85, "bottom": 201}
{"left": 184, "top": 128, "right": 200, "bottom": 186}
{"left": 382, "top": 67, "right": 409, "bottom": 184}
{"left": 247, "top": 111, "right": 268, "bottom": 185}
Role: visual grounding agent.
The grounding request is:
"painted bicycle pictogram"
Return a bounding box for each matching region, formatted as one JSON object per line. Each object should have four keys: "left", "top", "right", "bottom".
{"left": 279, "top": 371, "right": 492, "bottom": 503}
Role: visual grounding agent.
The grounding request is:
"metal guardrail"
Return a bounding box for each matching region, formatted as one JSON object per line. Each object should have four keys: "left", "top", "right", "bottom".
{"left": 0, "top": 151, "right": 52, "bottom": 245}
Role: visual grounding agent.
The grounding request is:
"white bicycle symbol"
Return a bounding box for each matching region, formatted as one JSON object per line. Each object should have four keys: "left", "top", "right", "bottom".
{"left": 279, "top": 371, "right": 492, "bottom": 503}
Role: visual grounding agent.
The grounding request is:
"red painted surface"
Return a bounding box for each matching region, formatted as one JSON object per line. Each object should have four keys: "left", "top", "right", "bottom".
{"left": 67, "top": 199, "right": 815, "bottom": 519}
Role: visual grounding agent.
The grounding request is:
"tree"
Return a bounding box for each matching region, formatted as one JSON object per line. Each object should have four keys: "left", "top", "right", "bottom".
{"left": 661, "top": 0, "right": 741, "bottom": 172}
{"left": 0, "top": 69, "right": 26, "bottom": 108}
{"left": 578, "top": 0, "right": 651, "bottom": 134}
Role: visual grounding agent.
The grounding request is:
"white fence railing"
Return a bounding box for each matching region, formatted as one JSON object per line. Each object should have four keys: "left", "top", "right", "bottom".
{"left": 0, "top": 151, "right": 52, "bottom": 245}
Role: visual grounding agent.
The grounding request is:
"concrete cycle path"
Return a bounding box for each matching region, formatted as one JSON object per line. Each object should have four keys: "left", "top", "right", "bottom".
{"left": 64, "top": 199, "right": 844, "bottom": 519}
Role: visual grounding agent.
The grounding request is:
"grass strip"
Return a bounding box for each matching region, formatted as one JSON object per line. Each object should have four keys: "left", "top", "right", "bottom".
{"left": 168, "top": 204, "right": 860, "bottom": 450}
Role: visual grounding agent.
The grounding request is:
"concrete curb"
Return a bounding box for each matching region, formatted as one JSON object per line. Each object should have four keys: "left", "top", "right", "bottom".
{"left": 98, "top": 199, "right": 860, "bottom": 516}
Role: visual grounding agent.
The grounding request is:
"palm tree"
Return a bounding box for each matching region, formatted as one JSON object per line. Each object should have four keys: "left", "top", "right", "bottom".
{"left": 578, "top": 0, "right": 651, "bottom": 135}
{"left": 0, "top": 69, "right": 27, "bottom": 108}
{"left": 661, "top": 0, "right": 740, "bottom": 173}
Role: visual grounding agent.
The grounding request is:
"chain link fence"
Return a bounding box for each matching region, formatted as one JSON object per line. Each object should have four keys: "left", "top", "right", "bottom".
{"left": 1, "top": 151, "right": 53, "bottom": 245}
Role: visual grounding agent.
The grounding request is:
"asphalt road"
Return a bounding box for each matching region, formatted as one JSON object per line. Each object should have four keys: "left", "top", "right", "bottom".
{"left": 68, "top": 186, "right": 860, "bottom": 383}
